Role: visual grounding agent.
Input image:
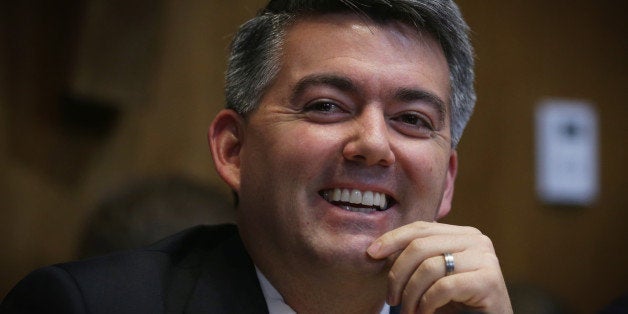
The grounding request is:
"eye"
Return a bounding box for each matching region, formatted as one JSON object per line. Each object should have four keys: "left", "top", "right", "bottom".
{"left": 391, "top": 112, "right": 434, "bottom": 138}
{"left": 398, "top": 114, "right": 421, "bottom": 125}
{"left": 302, "top": 99, "right": 349, "bottom": 123}
{"left": 304, "top": 100, "right": 343, "bottom": 113}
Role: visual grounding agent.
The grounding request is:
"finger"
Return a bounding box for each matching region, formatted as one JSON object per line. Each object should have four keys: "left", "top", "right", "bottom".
{"left": 397, "top": 255, "right": 444, "bottom": 313}
{"left": 391, "top": 249, "right": 486, "bottom": 309}
{"left": 417, "top": 267, "right": 510, "bottom": 314}
{"left": 386, "top": 235, "right": 486, "bottom": 305}
{"left": 367, "top": 222, "right": 481, "bottom": 259}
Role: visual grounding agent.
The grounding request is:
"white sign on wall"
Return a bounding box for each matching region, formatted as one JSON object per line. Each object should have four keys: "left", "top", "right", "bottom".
{"left": 535, "top": 99, "right": 599, "bottom": 206}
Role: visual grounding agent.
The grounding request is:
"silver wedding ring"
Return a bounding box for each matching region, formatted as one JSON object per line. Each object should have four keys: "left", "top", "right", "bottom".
{"left": 443, "top": 252, "right": 455, "bottom": 276}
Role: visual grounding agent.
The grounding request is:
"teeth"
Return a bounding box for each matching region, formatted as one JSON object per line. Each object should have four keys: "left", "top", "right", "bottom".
{"left": 373, "top": 192, "right": 380, "bottom": 207}
{"left": 341, "top": 189, "right": 350, "bottom": 202}
{"left": 350, "top": 189, "right": 362, "bottom": 203}
{"left": 340, "top": 205, "right": 376, "bottom": 214}
{"left": 362, "top": 191, "right": 374, "bottom": 206}
{"left": 324, "top": 188, "right": 389, "bottom": 210}
{"left": 381, "top": 194, "right": 387, "bottom": 209}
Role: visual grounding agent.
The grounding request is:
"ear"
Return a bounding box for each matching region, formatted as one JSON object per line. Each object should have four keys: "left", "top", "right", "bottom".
{"left": 436, "top": 150, "right": 458, "bottom": 220}
{"left": 208, "top": 109, "right": 245, "bottom": 192}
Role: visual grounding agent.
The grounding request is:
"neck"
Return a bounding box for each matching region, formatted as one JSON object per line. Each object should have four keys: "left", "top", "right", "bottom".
{"left": 257, "top": 258, "right": 389, "bottom": 314}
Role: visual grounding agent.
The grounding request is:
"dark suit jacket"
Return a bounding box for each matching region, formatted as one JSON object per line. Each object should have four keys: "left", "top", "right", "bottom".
{"left": 1, "top": 224, "right": 269, "bottom": 314}
{"left": 1, "top": 224, "right": 400, "bottom": 314}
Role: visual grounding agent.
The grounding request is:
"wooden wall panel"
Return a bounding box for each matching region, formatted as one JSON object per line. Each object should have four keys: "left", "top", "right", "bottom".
{"left": 448, "top": 1, "right": 628, "bottom": 312}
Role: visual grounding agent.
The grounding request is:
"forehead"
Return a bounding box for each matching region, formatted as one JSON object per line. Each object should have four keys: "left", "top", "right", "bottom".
{"left": 286, "top": 13, "right": 445, "bottom": 60}
{"left": 273, "top": 13, "right": 451, "bottom": 106}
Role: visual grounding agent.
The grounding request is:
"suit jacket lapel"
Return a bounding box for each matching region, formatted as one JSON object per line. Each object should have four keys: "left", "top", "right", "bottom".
{"left": 187, "top": 231, "right": 268, "bottom": 314}
{"left": 163, "top": 225, "right": 400, "bottom": 314}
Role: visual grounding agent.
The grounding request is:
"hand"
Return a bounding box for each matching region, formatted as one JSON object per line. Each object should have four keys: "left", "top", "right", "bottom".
{"left": 366, "top": 221, "right": 512, "bottom": 314}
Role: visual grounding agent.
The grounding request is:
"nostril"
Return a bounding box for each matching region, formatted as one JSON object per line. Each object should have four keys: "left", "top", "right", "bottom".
{"left": 351, "top": 154, "right": 366, "bottom": 161}
{"left": 342, "top": 131, "right": 395, "bottom": 166}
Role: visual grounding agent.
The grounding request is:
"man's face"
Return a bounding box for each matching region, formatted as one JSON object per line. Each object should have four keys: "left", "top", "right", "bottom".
{"left": 232, "top": 13, "right": 456, "bottom": 273}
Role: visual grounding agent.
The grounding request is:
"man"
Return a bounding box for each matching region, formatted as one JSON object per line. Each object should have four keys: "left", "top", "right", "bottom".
{"left": 1, "top": 0, "right": 512, "bottom": 313}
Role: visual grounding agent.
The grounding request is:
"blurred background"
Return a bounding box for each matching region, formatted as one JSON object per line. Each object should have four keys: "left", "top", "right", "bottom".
{"left": 0, "top": 0, "right": 626, "bottom": 312}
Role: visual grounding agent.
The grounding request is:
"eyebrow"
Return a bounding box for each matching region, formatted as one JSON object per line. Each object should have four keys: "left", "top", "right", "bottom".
{"left": 290, "top": 74, "right": 357, "bottom": 104}
{"left": 394, "top": 88, "right": 447, "bottom": 125}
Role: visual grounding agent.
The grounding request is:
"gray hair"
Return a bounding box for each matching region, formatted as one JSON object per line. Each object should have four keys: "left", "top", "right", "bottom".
{"left": 225, "top": 0, "right": 475, "bottom": 148}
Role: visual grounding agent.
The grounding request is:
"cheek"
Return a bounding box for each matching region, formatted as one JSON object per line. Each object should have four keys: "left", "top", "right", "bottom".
{"left": 286, "top": 129, "right": 342, "bottom": 184}
{"left": 398, "top": 145, "right": 450, "bottom": 192}
{"left": 245, "top": 124, "right": 339, "bottom": 184}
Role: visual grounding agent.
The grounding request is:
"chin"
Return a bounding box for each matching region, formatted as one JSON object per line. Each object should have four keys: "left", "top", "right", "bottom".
{"left": 310, "top": 232, "right": 387, "bottom": 272}
{"left": 332, "top": 249, "right": 389, "bottom": 275}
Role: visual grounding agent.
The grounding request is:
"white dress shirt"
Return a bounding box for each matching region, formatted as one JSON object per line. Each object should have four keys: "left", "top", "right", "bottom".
{"left": 255, "top": 268, "right": 391, "bottom": 314}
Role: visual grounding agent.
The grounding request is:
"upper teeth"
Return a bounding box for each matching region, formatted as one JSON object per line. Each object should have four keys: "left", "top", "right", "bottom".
{"left": 324, "top": 188, "right": 388, "bottom": 210}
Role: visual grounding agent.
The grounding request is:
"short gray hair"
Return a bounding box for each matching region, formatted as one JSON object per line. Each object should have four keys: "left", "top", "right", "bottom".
{"left": 225, "top": 0, "right": 475, "bottom": 147}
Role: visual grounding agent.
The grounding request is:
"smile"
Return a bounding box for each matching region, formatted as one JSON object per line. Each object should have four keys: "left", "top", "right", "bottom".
{"left": 319, "top": 188, "right": 395, "bottom": 213}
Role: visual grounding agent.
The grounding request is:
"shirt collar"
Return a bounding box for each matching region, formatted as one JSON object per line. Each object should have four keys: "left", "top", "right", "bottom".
{"left": 255, "top": 267, "right": 391, "bottom": 314}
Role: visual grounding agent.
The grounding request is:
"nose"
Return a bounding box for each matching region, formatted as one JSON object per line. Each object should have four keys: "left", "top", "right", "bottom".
{"left": 342, "top": 108, "right": 395, "bottom": 167}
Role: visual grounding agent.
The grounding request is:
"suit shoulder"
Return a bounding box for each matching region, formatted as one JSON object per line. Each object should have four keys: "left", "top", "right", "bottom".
{"left": 146, "top": 223, "right": 239, "bottom": 257}
{"left": 1, "top": 224, "right": 241, "bottom": 314}
{"left": 0, "top": 265, "right": 87, "bottom": 313}
{"left": 61, "top": 224, "right": 240, "bottom": 298}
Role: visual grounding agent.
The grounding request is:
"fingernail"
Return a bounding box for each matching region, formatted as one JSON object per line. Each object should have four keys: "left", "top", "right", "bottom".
{"left": 367, "top": 241, "right": 381, "bottom": 257}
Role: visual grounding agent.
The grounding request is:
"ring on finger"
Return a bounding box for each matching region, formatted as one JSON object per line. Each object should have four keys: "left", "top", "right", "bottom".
{"left": 443, "top": 252, "right": 455, "bottom": 276}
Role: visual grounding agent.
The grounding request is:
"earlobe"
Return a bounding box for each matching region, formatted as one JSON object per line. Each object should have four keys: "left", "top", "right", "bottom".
{"left": 208, "top": 109, "right": 245, "bottom": 192}
{"left": 436, "top": 150, "right": 458, "bottom": 220}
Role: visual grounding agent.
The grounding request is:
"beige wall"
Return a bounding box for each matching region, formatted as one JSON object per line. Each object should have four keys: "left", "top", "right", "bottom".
{"left": 1, "top": 0, "right": 626, "bottom": 312}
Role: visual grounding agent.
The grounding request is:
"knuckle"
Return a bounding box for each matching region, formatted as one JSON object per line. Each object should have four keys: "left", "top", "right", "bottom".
{"left": 473, "top": 233, "right": 495, "bottom": 251}
{"left": 408, "top": 238, "right": 427, "bottom": 251}
{"left": 479, "top": 234, "right": 494, "bottom": 246}
{"left": 379, "top": 233, "right": 393, "bottom": 245}
{"left": 478, "top": 268, "right": 504, "bottom": 291}
{"left": 437, "top": 277, "right": 456, "bottom": 292}
{"left": 463, "top": 225, "right": 482, "bottom": 235}
{"left": 480, "top": 234, "right": 493, "bottom": 250}
{"left": 483, "top": 251, "right": 500, "bottom": 265}
{"left": 388, "top": 229, "right": 401, "bottom": 242}
{"left": 419, "top": 256, "right": 441, "bottom": 274}
{"left": 402, "top": 289, "right": 412, "bottom": 303}
{"left": 419, "top": 293, "right": 430, "bottom": 307}
{"left": 387, "top": 269, "right": 398, "bottom": 283}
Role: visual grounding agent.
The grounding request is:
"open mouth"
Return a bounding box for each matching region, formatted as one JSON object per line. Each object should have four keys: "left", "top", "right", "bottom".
{"left": 319, "top": 188, "right": 396, "bottom": 213}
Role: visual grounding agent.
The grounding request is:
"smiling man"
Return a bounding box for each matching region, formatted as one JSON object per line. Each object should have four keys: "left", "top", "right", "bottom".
{"left": 208, "top": 0, "right": 511, "bottom": 313}
{"left": 1, "top": 1, "right": 512, "bottom": 313}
